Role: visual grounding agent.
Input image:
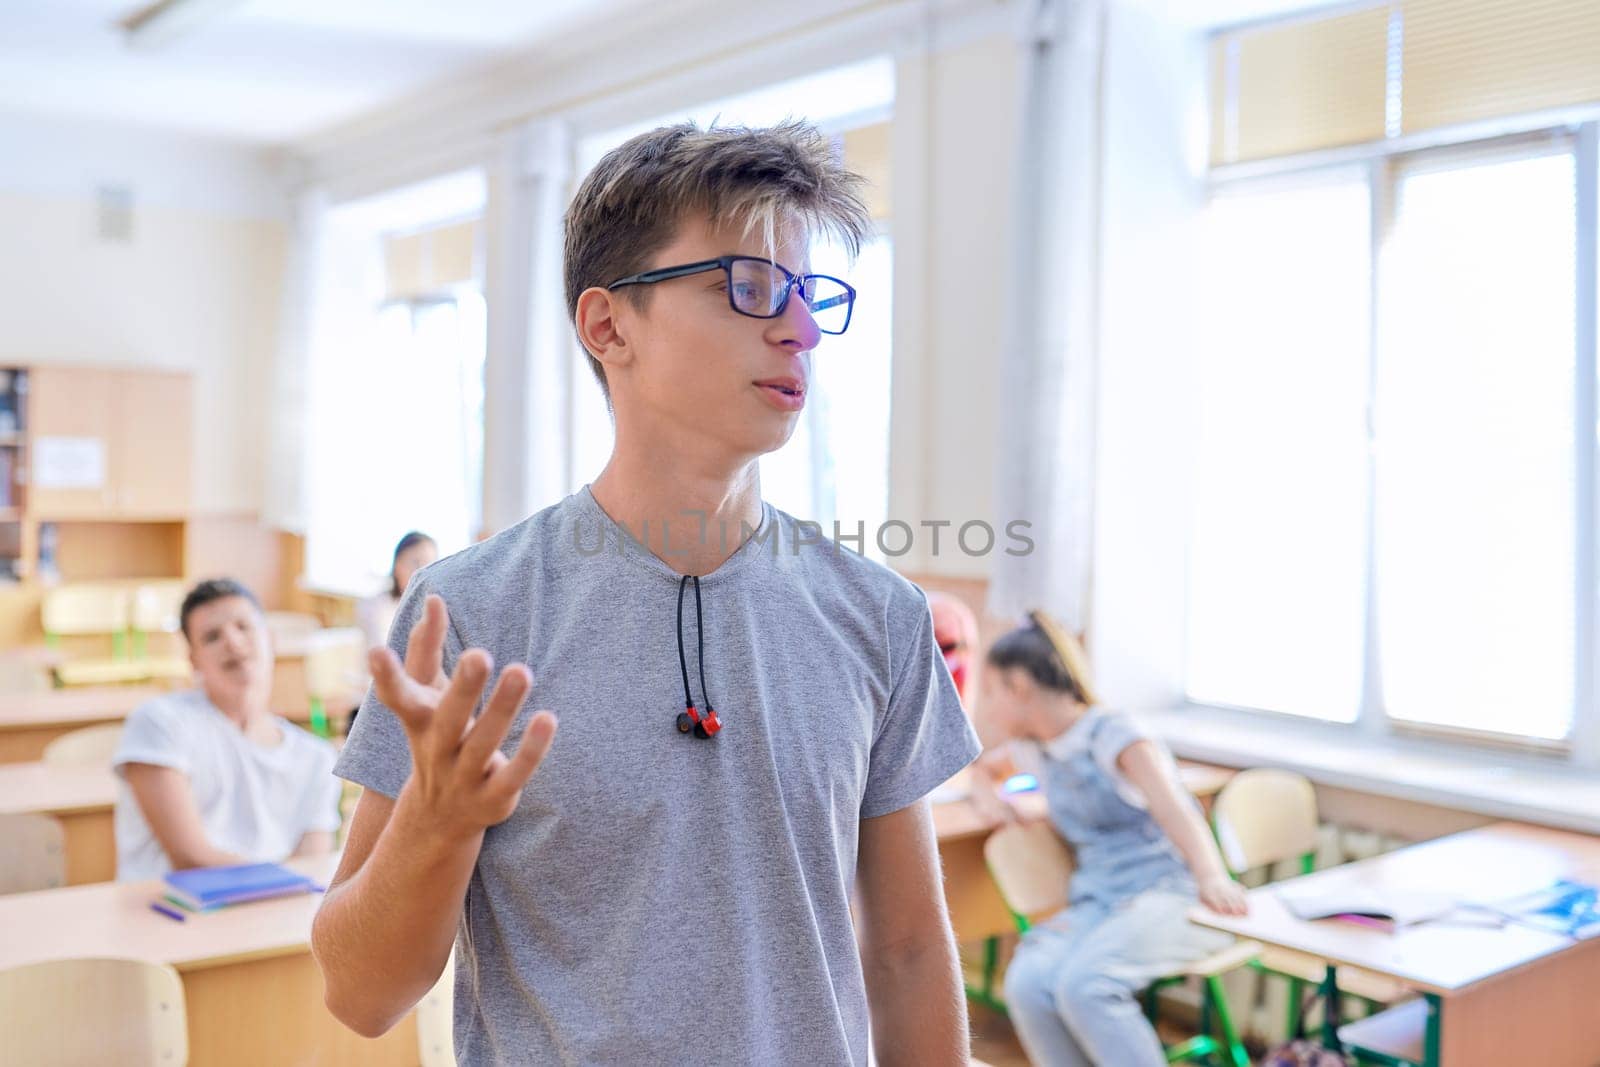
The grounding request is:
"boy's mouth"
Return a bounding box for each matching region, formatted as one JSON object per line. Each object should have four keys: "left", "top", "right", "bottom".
{"left": 754, "top": 377, "right": 806, "bottom": 400}
{"left": 754, "top": 379, "right": 807, "bottom": 412}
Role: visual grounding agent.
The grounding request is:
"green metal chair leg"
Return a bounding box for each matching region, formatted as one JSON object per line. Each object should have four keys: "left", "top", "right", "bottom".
{"left": 1206, "top": 974, "right": 1250, "bottom": 1067}
{"left": 1319, "top": 965, "right": 1342, "bottom": 1051}
{"left": 309, "top": 695, "right": 330, "bottom": 738}
{"left": 1160, "top": 975, "right": 1248, "bottom": 1067}
{"left": 963, "top": 936, "right": 1007, "bottom": 1016}
{"left": 1423, "top": 993, "right": 1441, "bottom": 1067}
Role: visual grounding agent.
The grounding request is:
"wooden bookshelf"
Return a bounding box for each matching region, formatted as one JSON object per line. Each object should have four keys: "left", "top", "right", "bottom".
{"left": 0, "top": 363, "right": 192, "bottom": 589}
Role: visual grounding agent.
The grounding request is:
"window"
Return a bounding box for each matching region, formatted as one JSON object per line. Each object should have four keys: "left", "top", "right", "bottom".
{"left": 1376, "top": 144, "right": 1578, "bottom": 740}
{"left": 759, "top": 231, "right": 893, "bottom": 553}
{"left": 1191, "top": 135, "right": 1589, "bottom": 746}
{"left": 1186, "top": 173, "right": 1373, "bottom": 722}
{"left": 303, "top": 171, "right": 488, "bottom": 595}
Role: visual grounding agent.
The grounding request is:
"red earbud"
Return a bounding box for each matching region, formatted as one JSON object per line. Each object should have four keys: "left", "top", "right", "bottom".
{"left": 694, "top": 707, "right": 722, "bottom": 739}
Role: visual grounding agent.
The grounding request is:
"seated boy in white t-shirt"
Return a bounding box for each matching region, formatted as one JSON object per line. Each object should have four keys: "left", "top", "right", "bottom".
{"left": 112, "top": 578, "right": 342, "bottom": 881}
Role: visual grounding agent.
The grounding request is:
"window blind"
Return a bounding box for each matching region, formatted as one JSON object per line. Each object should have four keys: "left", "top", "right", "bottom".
{"left": 383, "top": 219, "right": 480, "bottom": 302}
{"left": 1210, "top": 0, "right": 1600, "bottom": 166}
{"left": 1210, "top": 5, "right": 1389, "bottom": 165}
{"left": 1402, "top": 0, "right": 1600, "bottom": 133}
{"left": 841, "top": 121, "right": 890, "bottom": 222}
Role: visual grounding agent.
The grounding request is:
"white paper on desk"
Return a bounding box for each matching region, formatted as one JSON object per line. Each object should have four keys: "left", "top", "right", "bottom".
{"left": 33, "top": 437, "right": 106, "bottom": 489}
{"left": 1277, "top": 886, "right": 1457, "bottom": 927}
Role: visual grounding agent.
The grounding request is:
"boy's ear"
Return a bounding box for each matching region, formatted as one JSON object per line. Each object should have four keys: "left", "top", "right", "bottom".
{"left": 576, "top": 287, "right": 632, "bottom": 370}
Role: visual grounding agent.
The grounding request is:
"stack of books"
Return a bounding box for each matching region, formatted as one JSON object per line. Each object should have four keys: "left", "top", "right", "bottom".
{"left": 160, "top": 863, "right": 320, "bottom": 913}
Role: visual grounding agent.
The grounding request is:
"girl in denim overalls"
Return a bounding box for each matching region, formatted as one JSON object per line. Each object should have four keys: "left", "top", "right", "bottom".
{"left": 972, "top": 611, "right": 1248, "bottom": 1067}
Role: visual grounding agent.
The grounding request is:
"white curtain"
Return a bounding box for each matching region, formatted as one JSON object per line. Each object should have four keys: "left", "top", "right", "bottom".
{"left": 986, "top": 0, "right": 1107, "bottom": 634}
{"left": 481, "top": 119, "right": 575, "bottom": 535}
{"left": 263, "top": 183, "right": 326, "bottom": 534}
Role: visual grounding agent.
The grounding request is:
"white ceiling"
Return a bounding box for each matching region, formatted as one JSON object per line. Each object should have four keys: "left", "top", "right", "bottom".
{"left": 0, "top": 0, "right": 1344, "bottom": 146}
{"left": 0, "top": 0, "right": 641, "bottom": 143}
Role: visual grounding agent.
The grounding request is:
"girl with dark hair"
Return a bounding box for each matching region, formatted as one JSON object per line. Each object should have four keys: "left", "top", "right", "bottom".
{"left": 357, "top": 532, "right": 438, "bottom": 651}
{"left": 973, "top": 610, "right": 1248, "bottom": 1067}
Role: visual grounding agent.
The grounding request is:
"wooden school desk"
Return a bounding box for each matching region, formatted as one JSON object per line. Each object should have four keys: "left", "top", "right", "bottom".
{"left": 0, "top": 686, "right": 164, "bottom": 763}
{"left": 1189, "top": 822, "right": 1600, "bottom": 1067}
{"left": 0, "top": 675, "right": 347, "bottom": 766}
{"left": 0, "top": 761, "right": 118, "bottom": 884}
{"left": 0, "top": 853, "right": 418, "bottom": 1067}
{"left": 935, "top": 760, "right": 1235, "bottom": 945}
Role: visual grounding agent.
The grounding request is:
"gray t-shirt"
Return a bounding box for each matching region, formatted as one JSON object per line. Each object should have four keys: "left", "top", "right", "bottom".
{"left": 334, "top": 486, "right": 981, "bottom": 1066}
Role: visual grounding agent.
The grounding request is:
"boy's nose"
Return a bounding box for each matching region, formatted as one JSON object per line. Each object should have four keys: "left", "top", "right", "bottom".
{"left": 771, "top": 289, "right": 822, "bottom": 351}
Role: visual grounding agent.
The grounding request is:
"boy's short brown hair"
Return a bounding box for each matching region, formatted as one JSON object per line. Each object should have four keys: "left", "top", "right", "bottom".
{"left": 563, "top": 121, "right": 873, "bottom": 402}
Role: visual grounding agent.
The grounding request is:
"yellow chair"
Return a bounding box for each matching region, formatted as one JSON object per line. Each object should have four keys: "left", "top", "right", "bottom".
{"left": 418, "top": 951, "right": 458, "bottom": 1067}
{"left": 972, "top": 825, "right": 1260, "bottom": 1062}
{"left": 130, "top": 580, "right": 192, "bottom": 684}
{"left": 44, "top": 583, "right": 152, "bottom": 687}
{"left": 983, "top": 820, "right": 1258, "bottom": 1067}
{"left": 1211, "top": 769, "right": 1406, "bottom": 1037}
{"left": 303, "top": 627, "right": 368, "bottom": 737}
{"left": 42, "top": 723, "right": 125, "bottom": 768}
{"left": 42, "top": 583, "right": 131, "bottom": 653}
{"left": 0, "top": 812, "right": 66, "bottom": 894}
{"left": 0, "top": 957, "right": 188, "bottom": 1066}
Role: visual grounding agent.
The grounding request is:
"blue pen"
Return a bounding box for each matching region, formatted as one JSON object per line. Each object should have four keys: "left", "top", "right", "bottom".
{"left": 150, "top": 901, "right": 187, "bottom": 923}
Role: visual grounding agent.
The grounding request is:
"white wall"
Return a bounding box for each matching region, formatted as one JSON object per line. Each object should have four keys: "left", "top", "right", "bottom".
{"left": 1090, "top": 3, "right": 1209, "bottom": 709}
{"left": 0, "top": 112, "right": 289, "bottom": 515}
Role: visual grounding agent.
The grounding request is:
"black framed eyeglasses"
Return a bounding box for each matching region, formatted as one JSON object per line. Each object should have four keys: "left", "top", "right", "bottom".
{"left": 606, "top": 255, "right": 856, "bottom": 335}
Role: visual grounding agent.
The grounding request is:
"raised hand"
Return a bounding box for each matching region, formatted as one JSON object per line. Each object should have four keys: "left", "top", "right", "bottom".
{"left": 368, "top": 594, "right": 558, "bottom": 834}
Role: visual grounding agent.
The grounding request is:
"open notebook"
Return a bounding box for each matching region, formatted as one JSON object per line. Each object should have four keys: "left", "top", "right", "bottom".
{"left": 1276, "top": 886, "right": 1459, "bottom": 931}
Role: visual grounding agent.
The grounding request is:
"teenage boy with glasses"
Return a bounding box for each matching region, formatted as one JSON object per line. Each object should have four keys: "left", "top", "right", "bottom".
{"left": 313, "top": 121, "right": 981, "bottom": 1066}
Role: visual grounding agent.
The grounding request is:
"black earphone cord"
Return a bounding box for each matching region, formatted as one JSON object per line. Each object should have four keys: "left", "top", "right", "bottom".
{"left": 676, "top": 575, "right": 721, "bottom": 737}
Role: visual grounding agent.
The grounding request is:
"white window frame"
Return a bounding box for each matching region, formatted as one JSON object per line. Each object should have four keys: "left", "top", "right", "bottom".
{"left": 1197, "top": 119, "right": 1600, "bottom": 771}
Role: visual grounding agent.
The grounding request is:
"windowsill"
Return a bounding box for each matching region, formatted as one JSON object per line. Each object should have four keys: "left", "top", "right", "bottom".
{"left": 1139, "top": 704, "right": 1600, "bottom": 836}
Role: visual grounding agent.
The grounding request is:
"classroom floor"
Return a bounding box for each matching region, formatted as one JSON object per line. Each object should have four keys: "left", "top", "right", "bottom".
{"left": 969, "top": 1002, "right": 1031, "bottom": 1066}
{"left": 969, "top": 1001, "right": 1205, "bottom": 1066}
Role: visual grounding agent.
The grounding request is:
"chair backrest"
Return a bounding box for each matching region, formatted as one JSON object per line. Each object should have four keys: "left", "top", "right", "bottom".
{"left": 304, "top": 627, "right": 369, "bottom": 700}
{"left": 417, "top": 951, "right": 457, "bottom": 1067}
{"left": 0, "top": 957, "right": 188, "bottom": 1066}
{"left": 0, "top": 651, "right": 51, "bottom": 693}
{"left": 265, "top": 611, "right": 322, "bottom": 642}
{"left": 131, "top": 581, "right": 185, "bottom": 635}
{"left": 0, "top": 813, "right": 66, "bottom": 894}
{"left": 42, "top": 584, "right": 131, "bottom": 637}
{"left": 42, "top": 723, "right": 125, "bottom": 768}
{"left": 983, "top": 820, "right": 1074, "bottom": 929}
{"left": 1211, "top": 767, "right": 1320, "bottom": 873}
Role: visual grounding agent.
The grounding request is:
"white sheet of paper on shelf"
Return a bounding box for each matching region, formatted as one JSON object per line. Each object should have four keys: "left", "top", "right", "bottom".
{"left": 33, "top": 436, "right": 106, "bottom": 490}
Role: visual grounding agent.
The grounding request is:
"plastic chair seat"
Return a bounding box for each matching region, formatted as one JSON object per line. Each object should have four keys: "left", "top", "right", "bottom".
{"left": 1180, "top": 939, "right": 1262, "bottom": 977}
